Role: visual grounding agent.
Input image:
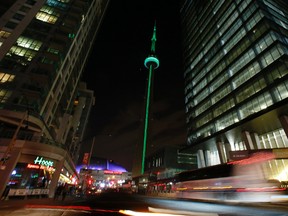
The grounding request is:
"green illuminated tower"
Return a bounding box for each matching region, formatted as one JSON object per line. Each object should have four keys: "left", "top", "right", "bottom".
{"left": 142, "top": 22, "right": 160, "bottom": 174}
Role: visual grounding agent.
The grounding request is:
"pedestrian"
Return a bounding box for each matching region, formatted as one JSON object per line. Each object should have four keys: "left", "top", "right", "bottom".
{"left": 54, "top": 184, "right": 63, "bottom": 200}
{"left": 62, "top": 184, "right": 68, "bottom": 201}
{"left": 1, "top": 185, "right": 10, "bottom": 200}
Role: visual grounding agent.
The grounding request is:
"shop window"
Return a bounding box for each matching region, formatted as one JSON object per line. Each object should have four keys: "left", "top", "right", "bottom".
{"left": 9, "top": 162, "right": 53, "bottom": 189}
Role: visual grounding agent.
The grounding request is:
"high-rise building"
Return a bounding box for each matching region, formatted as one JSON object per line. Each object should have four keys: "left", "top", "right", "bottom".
{"left": 0, "top": 0, "right": 109, "bottom": 198}
{"left": 180, "top": 0, "right": 288, "bottom": 180}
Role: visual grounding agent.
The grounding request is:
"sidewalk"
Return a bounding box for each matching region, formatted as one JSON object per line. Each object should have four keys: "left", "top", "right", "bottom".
{"left": 0, "top": 196, "right": 85, "bottom": 208}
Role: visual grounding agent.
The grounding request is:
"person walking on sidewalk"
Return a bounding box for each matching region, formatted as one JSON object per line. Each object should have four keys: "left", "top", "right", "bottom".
{"left": 54, "top": 184, "right": 63, "bottom": 200}
{"left": 61, "top": 183, "right": 68, "bottom": 201}
{"left": 1, "top": 185, "right": 10, "bottom": 200}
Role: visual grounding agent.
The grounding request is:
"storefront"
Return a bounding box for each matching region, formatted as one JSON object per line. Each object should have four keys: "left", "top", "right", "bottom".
{"left": 0, "top": 139, "right": 79, "bottom": 199}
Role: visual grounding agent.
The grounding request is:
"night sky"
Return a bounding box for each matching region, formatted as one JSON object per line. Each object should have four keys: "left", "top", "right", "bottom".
{"left": 81, "top": 0, "right": 186, "bottom": 171}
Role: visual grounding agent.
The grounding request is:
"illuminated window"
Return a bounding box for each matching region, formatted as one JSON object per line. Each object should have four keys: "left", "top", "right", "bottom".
{"left": 17, "top": 36, "right": 42, "bottom": 51}
{"left": 36, "top": 6, "right": 59, "bottom": 24}
{"left": 36, "top": 12, "right": 58, "bottom": 24}
{"left": 0, "top": 30, "right": 11, "bottom": 39}
{"left": 0, "top": 73, "right": 15, "bottom": 83}
{"left": 47, "top": 0, "right": 69, "bottom": 10}
{"left": 0, "top": 90, "right": 12, "bottom": 103}
{"left": 47, "top": 47, "right": 59, "bottom": 55}
{"left": 0, "top": 73, "right": 14, "bottom": 102}
{"left": 40, "top": 5, "right": 60, "bottom": 16}
{"left": 8, "top": 46, "right": 37, "bottom": 61}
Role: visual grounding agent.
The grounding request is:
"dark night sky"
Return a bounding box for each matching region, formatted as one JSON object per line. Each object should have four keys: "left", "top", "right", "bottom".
{"left": 81, "top": 0, "right": 186, "bottom": 171}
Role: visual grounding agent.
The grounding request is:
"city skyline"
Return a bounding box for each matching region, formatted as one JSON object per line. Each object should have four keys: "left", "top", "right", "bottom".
{"left": 81, "top": 0, "right": 186, "bottom": 171}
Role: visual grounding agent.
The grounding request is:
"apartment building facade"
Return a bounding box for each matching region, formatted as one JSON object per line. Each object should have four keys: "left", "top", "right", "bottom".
{"left": 0, "top": 0, "right": 109, "bottom": 198}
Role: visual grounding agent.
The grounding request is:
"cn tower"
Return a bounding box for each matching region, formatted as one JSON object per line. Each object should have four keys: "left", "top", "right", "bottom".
{"left": 141, "top": 22, "right": 159, "bottom": 174}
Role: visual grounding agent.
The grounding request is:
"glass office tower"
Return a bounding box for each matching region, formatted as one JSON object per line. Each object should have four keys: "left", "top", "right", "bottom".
{"left": 0, "top": 0, "right": 109, "bottom": 198}
{"left": 180, "top": 0, "right": 288, "bottom": 181}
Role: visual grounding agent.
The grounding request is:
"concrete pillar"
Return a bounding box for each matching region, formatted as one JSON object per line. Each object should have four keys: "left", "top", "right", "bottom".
{"left": 216, "top": 142, "right": 225, "bottom": 164}
{"left": 279, "top": 115, "right": 288, "bottom": 138}
{"left": 242, "top": 131, "right": 254, "bottom": 150}
{"left": 0, "top": 147, "right": 22, "bottom": 198}
{"left": 205, "top": 150, "right": 211, "bottom": 166}
{"left": 197, "top": 149, "right": 206, "bottom": 168}
{"left": 48, "top": 158, "right": 64, "bottom": 198}
{"left": 251, "top": 132, "right": 261, "bottom": 149}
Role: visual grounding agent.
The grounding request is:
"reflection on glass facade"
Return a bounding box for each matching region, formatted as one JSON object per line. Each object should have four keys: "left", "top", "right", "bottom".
{"left": 181, "top": 0, "right": 288, "bottom": 143}
{"left": 181, "top": 0, "right": 288, "bottom": 180}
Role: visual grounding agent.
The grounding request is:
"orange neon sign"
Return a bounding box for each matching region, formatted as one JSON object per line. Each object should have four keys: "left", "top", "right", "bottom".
{"left": 27, "top": 163, "right": 55, "bottom": 172}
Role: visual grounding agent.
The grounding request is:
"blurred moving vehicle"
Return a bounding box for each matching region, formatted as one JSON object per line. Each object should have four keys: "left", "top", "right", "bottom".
{"left": 175, "top": 160, "right": 286, "bottom": 203}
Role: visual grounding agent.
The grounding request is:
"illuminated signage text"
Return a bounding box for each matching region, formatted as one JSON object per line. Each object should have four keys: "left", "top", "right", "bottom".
{"left": 34, "top": 156, "right": 54, "bottom": 167}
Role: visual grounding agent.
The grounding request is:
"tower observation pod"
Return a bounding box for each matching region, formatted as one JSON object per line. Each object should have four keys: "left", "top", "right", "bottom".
{"left": 141, "top": 22, "right": 159, "bottom": 175}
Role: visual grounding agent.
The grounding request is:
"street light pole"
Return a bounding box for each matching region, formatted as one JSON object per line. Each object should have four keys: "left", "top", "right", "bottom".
{"left": 87, "top": 136, "right": 96, "bottom": 169}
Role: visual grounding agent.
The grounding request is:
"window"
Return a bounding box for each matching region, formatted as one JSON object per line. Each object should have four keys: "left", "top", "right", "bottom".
{"left": 4, "top": 21, "right": 18, "bottom": 29}
{"left": 47, "top": 47, "right": 60, "bottom": 55}
{"left": 25, "top": 0, "right": 36, "bottom": 5}
{"left": 47, "top": 0, "right": 69, "bottom": 10}
{"left": 0, "top": 73, "right": 15, "bottom": 83}
{"left": 17, "top": 36, "right": 42, "bottom": 51}
{"left": 236, "top": 77, "right": 266, "bottom": 103}
{"left": 259, "top": 129, "right": 288, "bottom": 149}
{"left": 19, "top": 6, "right": 30, "bottom": 13}
{"left": 0, "top": 30, "right": 11, "bottom": 39}
{"left": 36, "top": 12, "right": 58, "bottom": 24}
{"left": 8, "top": 46, "right": 37, "bottom": 61}
{"left": 238, "top": 91, "right": 273, "bottom": 120}
{"left": 0, "top": 73, "right": 14, "bottom": 103}
{"left": 12, "top": 13, "right": 25, "bottom": 21}
{"left": 36, "top": 6, "right": 59, "bottom": 24}
{"left": 0, "top": 90, "right": 12, "bottom": 103}
{"left": 274, "top": 80, "right": 288, "bottom": 101}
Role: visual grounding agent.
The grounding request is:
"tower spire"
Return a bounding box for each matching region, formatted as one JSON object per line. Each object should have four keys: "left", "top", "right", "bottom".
{"left": 141, "top": 23, "right": 160, "bottom": 175}
{"left": 150, "top": 21, "right": 157, "bottom": 54}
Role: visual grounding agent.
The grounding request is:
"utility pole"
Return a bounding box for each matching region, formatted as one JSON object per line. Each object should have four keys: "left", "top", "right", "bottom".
{"left": 87, "top": 136, "right": 96, "bottom": 169}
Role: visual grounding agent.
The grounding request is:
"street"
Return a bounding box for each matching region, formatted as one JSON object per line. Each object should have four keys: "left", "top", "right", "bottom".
{"left": 0, "top": 192, "right": 288, "bottom": 216}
